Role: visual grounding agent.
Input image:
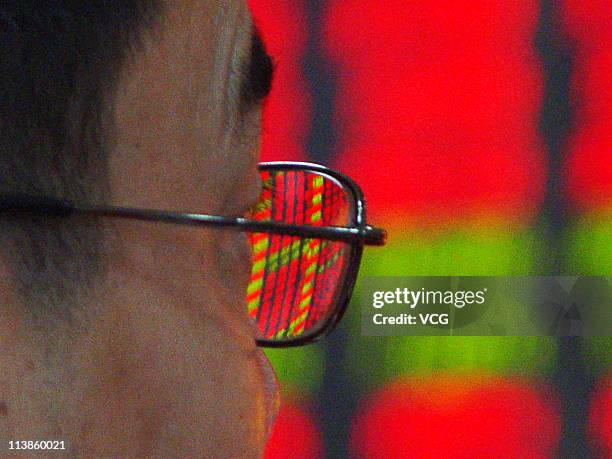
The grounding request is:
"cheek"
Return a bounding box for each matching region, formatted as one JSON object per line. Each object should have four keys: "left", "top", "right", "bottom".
{"left": 155, "top": 309, "right": 268, "bottom": 456}
{"left": 214, "top": 229, "right": 253, "bottom": 297}
{"left": 200, "top": 347, "right": 268, "bottom": 452}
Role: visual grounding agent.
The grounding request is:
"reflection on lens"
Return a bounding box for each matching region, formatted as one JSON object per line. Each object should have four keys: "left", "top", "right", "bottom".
{"left": 246, "top": 168, "right": 354, "bottom": 342}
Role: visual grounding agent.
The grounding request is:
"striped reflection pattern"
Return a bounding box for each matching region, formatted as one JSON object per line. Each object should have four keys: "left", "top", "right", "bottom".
{"left": 247, "top": 169, "right": 352, "bottom": 341}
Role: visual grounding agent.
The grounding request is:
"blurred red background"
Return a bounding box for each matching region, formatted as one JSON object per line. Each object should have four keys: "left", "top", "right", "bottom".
{"left": 250, "top": 1, "right": 611, "bottom": 457}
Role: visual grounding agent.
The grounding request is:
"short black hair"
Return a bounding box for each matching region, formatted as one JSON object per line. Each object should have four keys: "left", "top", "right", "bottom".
{"left": 0, "top": 1, "right": 163, "bottom": 323}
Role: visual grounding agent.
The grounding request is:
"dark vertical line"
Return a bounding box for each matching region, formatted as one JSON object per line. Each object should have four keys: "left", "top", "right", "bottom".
{"left": 553, "top": 338, "right": 596, "bottom": 458}
{"left": 274, "top": 172, "right": 299, "bottom": 336}
{"left": 260, "top": 172, "right": 287, "bottom": 332}
{"left": 256, "top": 174, "right": 280, "bottom": 324}
{"left": 281, "top": 174, "right": 307, "bottom": 338}
{"left": 536, "top": 0, "right": 573, "bottom": 275}
{"left": 535, "top": 1, "right": 595, "bottom": 458}
{"left": 303, "top": 0, "right": 337, "bottom": 166}
{"left": 302, "top": 1, "right": 353, "bottom": 457}
{"left": 304, "top": 179, "right": 327, "bottom": 331}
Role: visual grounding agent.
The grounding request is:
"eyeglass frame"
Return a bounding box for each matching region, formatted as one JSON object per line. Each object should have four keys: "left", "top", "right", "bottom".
{"left": 0, "top": 161, "right": 387, "bottom": 347}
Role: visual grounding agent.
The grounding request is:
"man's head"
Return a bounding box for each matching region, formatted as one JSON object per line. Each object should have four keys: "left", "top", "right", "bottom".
{"left": 0, "top": 1, "right": 278, "bottom": 457}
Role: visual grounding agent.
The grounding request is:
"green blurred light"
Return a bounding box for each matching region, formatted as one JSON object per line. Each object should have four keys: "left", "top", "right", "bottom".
{"left": 566, "top": 212, "right": 612, "bottom": 275}
{"left": 567, "top": 211, "right": 612, "bottom": 374}
{"left": 583, "top": 337, "right": 611, "bottom": 376}
{"left": 344, "top": 226, "right": 557, "bottom": 387}
{"left": 359, "top": 225, "right": 543, "bottom": 276}
{"left": 264, "top": 345, "right": 325, "bottom": 394}
{"left": 345, "top": 335, "right": 557, "bottom": 390}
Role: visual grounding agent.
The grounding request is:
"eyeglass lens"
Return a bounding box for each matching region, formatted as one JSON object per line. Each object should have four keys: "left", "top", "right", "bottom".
{"left": 246, "top": 168, "right": 355, "bottom": 342}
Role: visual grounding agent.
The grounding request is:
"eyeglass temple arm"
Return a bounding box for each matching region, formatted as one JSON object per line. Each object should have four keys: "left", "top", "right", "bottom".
{"left": 0, "top": 194, "right": 387, "bottom": 246}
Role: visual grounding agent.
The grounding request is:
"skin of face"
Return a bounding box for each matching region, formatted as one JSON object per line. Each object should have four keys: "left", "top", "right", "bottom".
{"left": 0, "top": 1, "right": 279, "bottom": 457}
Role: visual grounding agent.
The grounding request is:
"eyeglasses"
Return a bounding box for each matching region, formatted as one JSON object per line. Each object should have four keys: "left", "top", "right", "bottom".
{"left": 0, "top": 162, "right": 386, "bottom": 347}
{"left": 247, "top": 162, "right": 385, "bottom": 347}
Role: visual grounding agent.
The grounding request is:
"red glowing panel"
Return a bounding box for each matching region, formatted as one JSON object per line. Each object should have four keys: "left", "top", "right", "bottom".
{"left": 588, "top": 375, "right": 612, "bottom": 456}
{"left": 324, "top": 0, "right": 539, "bottom": 66}
{"left": 560, "top": 1, "right": 612, "bottom": 210}
{"left": 569, "top": 52, "right": 612, "bottom": 124}
{"left": 248, "top": 0, "right": 309, "bottom": 162}
{"left": 565, "top": 123, "right": 612, "bottom": 210}
{"left": 265, "top": 402, "right": 323, "bottom": 459}
{"left": 333, "top": 57, "right": 543, "bottom": 150}
{"left": 560, "top": 0, "right": 612, "bottom": 51}
{"left": 324, "top": 0, "right": 546, "bottom": 222}
{"left": 351, "top": 374, "right": 560, "bottom": 458}
{"left": 335, "top": 141, "right": 546, "bottom": 223}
